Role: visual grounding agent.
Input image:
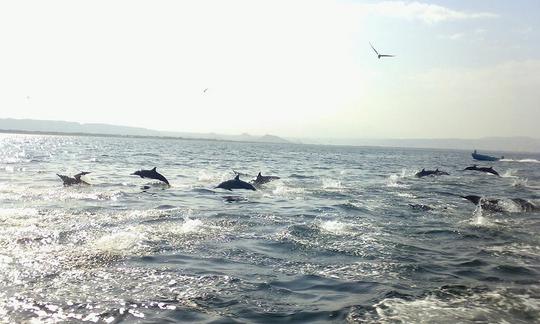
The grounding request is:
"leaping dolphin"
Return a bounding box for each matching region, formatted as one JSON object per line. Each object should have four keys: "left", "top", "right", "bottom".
{"left": 131, "top": 167, "right": 170, "bottom": 185}
{"left": 461, "top": 195, "right": 538, "bottom": 212}
{"left": 463, "top": 165, "right": 500, "bottom": 176}
{"left": 216, "top": 174, "right": 256, "bottom": 191}
{"left": 251, "top": 172, "right": 280, "bottom": 186}
{"left": 415, "top": 168, "right": 449, "bottom": 178}
{"left": 369, "top": 42, "right": 395, "bottom": 59}
{"left": 57, "top": 171, "right": 91, "bottom": 186}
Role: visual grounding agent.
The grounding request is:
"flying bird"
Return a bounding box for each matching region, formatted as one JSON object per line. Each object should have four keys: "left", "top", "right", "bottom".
{"left": 369, "top": 42, "right": 395, "bottom": 59}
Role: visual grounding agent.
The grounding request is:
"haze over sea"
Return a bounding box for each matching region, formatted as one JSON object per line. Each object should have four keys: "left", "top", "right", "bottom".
{"left": 1, "top": 133, "right": 539, "bottom": 323}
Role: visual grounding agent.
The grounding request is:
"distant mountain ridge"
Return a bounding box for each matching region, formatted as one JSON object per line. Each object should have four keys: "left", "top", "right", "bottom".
{"left": 0, "top": 118, "right": 291, "bottom": 144}
{"left": 1, "top": 118, "right": 538, "bottom": 153}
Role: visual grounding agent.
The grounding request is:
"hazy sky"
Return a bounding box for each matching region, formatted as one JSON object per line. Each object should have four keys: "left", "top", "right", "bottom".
{"left": 1, "top": 0, "right": 539, "bottom": 139}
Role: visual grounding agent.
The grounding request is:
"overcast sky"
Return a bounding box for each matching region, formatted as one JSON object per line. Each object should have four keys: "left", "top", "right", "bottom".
{"left": 1, "top": 0, "right": 539, "bottom": 139}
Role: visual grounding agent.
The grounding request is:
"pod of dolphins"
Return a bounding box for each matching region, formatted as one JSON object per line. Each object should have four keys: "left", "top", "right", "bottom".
{"left": 56, "top": 162, "right": 538, "bottom": 213}
{"left": 414, "top": 164, "right": 538, "bottom": 212}
{"left": 57, "top": 168, "right": 280, "bottom": 191}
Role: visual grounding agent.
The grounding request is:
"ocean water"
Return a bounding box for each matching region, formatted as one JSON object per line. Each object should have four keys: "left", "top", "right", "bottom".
{"left": 0, "top": 133, "right": 539, "bottom": 323}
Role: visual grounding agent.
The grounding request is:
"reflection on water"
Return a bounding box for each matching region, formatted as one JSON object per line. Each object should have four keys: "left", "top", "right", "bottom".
{"left": 0, "top": 133, "right": 539, "bottom": 323}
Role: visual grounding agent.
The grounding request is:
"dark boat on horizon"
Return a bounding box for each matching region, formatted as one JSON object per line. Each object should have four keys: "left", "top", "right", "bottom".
{"left": 472, "top": 150, "right": 503, "bottom": 161}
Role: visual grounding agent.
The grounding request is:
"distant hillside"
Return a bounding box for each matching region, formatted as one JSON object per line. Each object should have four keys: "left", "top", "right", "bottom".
{"left": 2, "top": 118, "right": 538, "bottom": 152}
{"left": 0, "top": 118, "right": 291, "bottom": 144}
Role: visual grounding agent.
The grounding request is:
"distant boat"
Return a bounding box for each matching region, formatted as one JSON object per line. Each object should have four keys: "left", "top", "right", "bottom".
{"left": 471, "top": 150, "right": 503, "bottom": 161}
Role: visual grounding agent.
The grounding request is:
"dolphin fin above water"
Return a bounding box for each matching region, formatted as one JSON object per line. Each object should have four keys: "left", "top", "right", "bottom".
{"left": 216, "top": 174, "right": 256, "bottom": 191}
{"left": 251, "top": 171, "right": 280, "bottom": 186}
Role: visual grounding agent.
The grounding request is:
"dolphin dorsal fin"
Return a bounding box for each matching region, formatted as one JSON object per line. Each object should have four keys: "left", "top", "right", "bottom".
{"left": 258, "top": 172, "right": 262, "bottom": 177}
{"left": 152, "top": 167, "right": 157, "bottom": 172}
{"left": 235, "top": 174, "right": 240, "bottom": 180}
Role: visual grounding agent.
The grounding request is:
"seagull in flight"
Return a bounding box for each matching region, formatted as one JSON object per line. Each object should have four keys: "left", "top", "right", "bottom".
{"left": 369, "top": 42, "right": 395, "bottom": 59}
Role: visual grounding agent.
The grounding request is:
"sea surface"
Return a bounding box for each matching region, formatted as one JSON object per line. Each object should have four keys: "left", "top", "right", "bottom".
{"left": 0, "top": 133, "right": 539, "bottom": 323}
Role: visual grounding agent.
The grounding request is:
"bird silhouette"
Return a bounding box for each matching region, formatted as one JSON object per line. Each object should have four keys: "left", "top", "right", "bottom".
{"left": 369, "top": 42, "right": 395, "bottom": 59}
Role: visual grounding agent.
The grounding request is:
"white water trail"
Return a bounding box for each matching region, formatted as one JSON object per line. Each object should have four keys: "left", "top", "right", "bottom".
{"left": 501, "top": 158, "right": 540, "bottom": 163}
{"left": 501, "top": 169, "right": 517, "bottom": 178}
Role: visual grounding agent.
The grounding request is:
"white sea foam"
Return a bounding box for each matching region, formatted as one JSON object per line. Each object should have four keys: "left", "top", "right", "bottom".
{"left": 501, "top": 158, "right": 540, "bottom": 163}
{"left": 471, "top": 204, "right": 491, "bottom": 227}
{"left": 178, "top": 218, "right": 203, "bottom": 233}
{"left": 501, "top": 169, "right": 517, "bottom": 178}
{"left": 319, "top": 220, "right": 349, "bottom": 235}
{"left": 400, "top": 168, "right": 417, "bottom": 178}
{"left": 511, "top": 177, "right": 529, "bottom": 187}
{"left": 357, "top": 287, "right": 540, "bottom": 324}
{"left": 197, "top": 170, "right": 216, "bottom": 182}
{"left": 321, "top": 178, "right": 342, "bottom": 189}
{"left": 0, "top": 208, "right": 40, "bottom": 219}
{"left": 272, "top": 183, "right": 305, "bottom": 197}
{"left": 396, "top": 192, "right": 416, "bottom": 198}
{"left": 386, "top": 174, "right": 408, "bottom": 188}
{"left": 94, "top": 231, "right": 143, "bottom": 255}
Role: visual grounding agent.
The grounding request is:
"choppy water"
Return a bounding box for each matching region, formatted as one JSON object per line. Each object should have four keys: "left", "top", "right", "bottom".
{"left": 0, "top": 133, "right": 539, "bottom": 323}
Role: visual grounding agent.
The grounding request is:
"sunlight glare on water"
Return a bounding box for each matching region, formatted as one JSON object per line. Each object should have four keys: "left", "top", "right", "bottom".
{"left": 0, "top": 134, "right": 539, "bottom": 323}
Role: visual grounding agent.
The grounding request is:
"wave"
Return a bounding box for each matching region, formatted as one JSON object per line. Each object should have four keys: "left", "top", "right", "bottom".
{"left": 289, "top": 173, "right": 315, "bottom": 179}
{"left": 352, "top": 286, "right": 540, "bottom": 323}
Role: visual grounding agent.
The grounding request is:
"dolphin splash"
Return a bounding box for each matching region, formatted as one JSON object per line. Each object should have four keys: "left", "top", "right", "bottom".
{"left": 461, "top": 195, "right": 538, "bottom": 212}
{"left": 57, "top": 171, "right": 91, "bottom": 186}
